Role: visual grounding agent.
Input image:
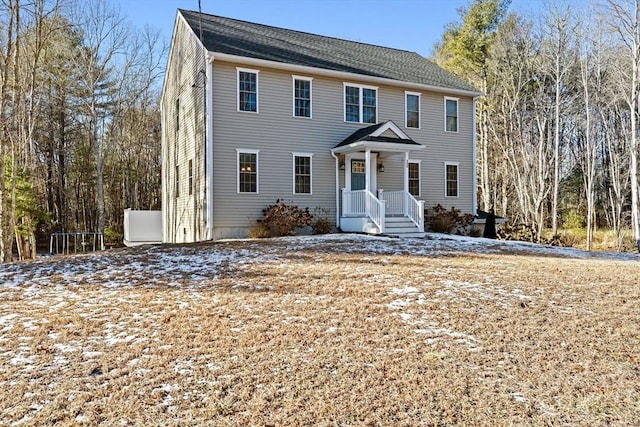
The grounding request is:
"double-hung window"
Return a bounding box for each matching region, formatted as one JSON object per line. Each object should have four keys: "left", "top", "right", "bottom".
{"left": 344, "top": 84, "right": 377, "bottom": 123}
{"left": 175, "top": 98, "right": 180, "bottom": 132}
{"left": 408, "top": 160, "right": 421, "bottom": 196}
{"left": 175, "top": 165, "right": 180, "bottom": 198}
{"left": 237, "top": 68, "right": 259, "bottom": 112}
{"left": 445, "top": 162, "right": 459, "bottom": 197}
{"left": 188, "top": 159, "right": 193, "bottom": 196}
{"left": 405, "top": 92, "right": 420, "bottom": 128}
{"left": 445, "top": 97, "right": 458, "bottom": 132}
{"left": 292, "top": 153, "right": 313, "bottom": 194}
{"left": 237, "top": 149, "right": 259, "bottom": 193}
{"left": 293, "top": 76, "right": 312, "bottom": 118}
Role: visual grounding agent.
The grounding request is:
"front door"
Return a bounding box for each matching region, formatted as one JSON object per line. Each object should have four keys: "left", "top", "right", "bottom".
{"left": 351, "top": 160, "right": 366, "bottom": 190}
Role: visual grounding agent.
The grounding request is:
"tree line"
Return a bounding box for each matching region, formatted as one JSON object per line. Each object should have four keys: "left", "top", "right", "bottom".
{"left": 3, "top": 0, "right": 640, "bottom": 262}
{"left": 434, "top": 0, "right": 640, "bottom": 251}
{"left": 0, "top": 0, "right": 164, "bottom": 261}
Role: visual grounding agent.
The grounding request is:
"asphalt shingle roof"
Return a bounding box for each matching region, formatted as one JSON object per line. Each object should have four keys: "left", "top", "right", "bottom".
{"left": 179, "top": 9, "right": 479, "bottom": 94}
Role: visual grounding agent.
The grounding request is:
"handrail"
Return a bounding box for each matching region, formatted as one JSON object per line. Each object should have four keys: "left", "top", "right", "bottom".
{"left": 380, "top": 190, "right": 424, "bottom": 232}
{"left": 364, "top": 190, "right": 385, "bottom": 233}
{"left": 405, "top": 192, "right": 425, "bottom": 231}
{"left": 342, "top": 189, "right": 385, "bottom": 233}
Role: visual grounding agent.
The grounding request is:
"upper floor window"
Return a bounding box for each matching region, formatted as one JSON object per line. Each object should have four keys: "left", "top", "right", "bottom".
{"left": 175, "top": 98, "right": 180, "bottom": 132}
{"left": 175, "top": 165, "right": 180, "bottom": 198}
{"left": 445, "top": 162, "right": 459, "bottom": 197}
{"left": 188, "top": 159, "right": 193, "bottom": 196}
{"left": 237, "top": 149, "right": 259, "bottom": 193}
{"left": 408, "top": 160, "right": 420, "bottom": 196}
{"left": 237, "top": 68, "right": 259, "bottom": 113}
{"left": 445, "top": 97, "right": 458, "bottom": 132}
{"left": 292, "top": 152, "right": 313, "bottom": 194}
{"left": 344, "top": 84, "right": 377, "bottom": 124}
{"left": 293, "top": 76, "right": 312, "bottom": 118}
{"left": 405, "top": 92, "right": 420, "bottom": 128}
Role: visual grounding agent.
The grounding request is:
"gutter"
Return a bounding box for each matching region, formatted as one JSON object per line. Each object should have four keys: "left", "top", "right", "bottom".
{"left": 208, "top": 52, "right": 483, "bottom": 98}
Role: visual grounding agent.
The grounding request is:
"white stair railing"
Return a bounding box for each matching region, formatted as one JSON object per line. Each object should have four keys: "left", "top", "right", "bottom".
{"left": 405, "top": 192, "right": 425, "bottom": 232}
{"left": 380, "top": 190, "right": 424, "bottom": 232}
{"left": 342, "top": 189, "right": 385, "bottom": 233}
{"left": 365, "top": 190, "right": 385, "bottom": 233}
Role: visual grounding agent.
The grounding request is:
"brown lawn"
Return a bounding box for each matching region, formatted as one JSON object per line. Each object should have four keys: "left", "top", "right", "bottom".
{"left": 0, "top": 235, "right": 639, "bottom": 426}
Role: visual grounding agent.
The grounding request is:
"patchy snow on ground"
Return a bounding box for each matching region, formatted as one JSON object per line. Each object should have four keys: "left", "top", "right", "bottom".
{"left": 0, "top": 232, "right": 638, "bottom": 425}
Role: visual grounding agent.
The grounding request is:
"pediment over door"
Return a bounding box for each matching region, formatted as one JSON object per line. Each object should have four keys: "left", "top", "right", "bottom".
{"left": 332, "top": 120, "right": 425, "bottom": 155}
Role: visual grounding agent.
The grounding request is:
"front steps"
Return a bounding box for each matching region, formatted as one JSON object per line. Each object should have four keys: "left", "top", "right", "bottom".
{"left": 383, "top": 216, "right": 424, "bottom": 237}
{"left": 359, "top": 216, "right": 424, "bottom": 237}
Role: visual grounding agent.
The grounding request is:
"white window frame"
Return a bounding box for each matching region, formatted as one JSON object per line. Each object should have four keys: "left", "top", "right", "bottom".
{"left": 237, "top": 67, "right": 260, "bottom": 113}
{"left": 175, "top": 98, "right": 180, "bottom": 132}
{"left": 175, "top": 164, "right": 180, "bottom": 198}
{"left": 408, "top": 160, "right": 421, "bottom": 197}
{"left": 292, "top": 152, "right": 313, "bottom": 195}
{"left": 343, "top": 83, "right": 378, "bottom": 124}
{"left": 188, "top": 159, "right": 193, "bottom": 196}
{"left": 405, "top": 91, "right": 421, "bottom": 129}
{"left": 444, "top": 96, "right": 459, "bottom": 132}
{"left": 292, "top": 76, "right": 313, "bottom": 119}
{"left": 236, "top": 149, "right": 260, "bottom": 194}
{"left": 444, "top": 162, "right": 460, "bottom": 198}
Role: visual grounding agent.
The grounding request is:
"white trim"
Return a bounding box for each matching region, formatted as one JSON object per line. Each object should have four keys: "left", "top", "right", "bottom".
{"left": 405, "top": 91, "right": 421, "bottom": 129}
{"left": 332, "top": 140, "right": 424, "bottom": 154}
{"left": 444, "top": 96, "right": 459, "bottom": 133}
{"left": 472, "top": 97, "right": 478, "bottom": 215}
{"left": 236, "top": 67, "right": 260, "bottom": 113}
{"left": 444, "top": 161, "right": 460, "bottom": 198}
{"left": 343, "top": 82, "right": 378, "bottom": 124}
{"left": 292, "top": 152, "right": 314, "bottom": 195}
{"left": 370, "top": 120, "right": 411, "bottom": 139}
{"left": 236, "top": 149, "right": 260, "bottom": 194}
{"left": 209, "top": 51, "right": 483, "bottom": 97}
{"left": 408, "top": 159, "right": 421, "bottom": 197}
{"left": 292, "top": 75, "right": 313, "bottom": 119}
{"left": 205, "top": 55, "right": 214, "bottom": 232}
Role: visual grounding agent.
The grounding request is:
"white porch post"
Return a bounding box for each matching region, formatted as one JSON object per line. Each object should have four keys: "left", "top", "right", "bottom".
{"left": 403, "top": 152, "right": 409, "bottom": 216}
{"left": 403, "top": 152, "right": 409, "bottom": 193}
{"left": 365, "top": 149, "right": 371, "bottom": 192}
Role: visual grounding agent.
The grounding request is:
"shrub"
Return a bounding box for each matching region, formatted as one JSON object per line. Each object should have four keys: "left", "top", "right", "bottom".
{"left": 259, "top": 199, "right": 313, "bottom": 237}
{"left": 311, "top": 208, "right": 333, "bottom": 235}
{"left": 247, "top": 223, "right": 271, "bottom": 239}
{"left": 425, "top": 204, "right": 474, "bottom": 234}
{"left": 103, "top": 225, "right": 123, "bottom": 247}
{"left": 562, "top": 210, "right": 585, "bottom": 229}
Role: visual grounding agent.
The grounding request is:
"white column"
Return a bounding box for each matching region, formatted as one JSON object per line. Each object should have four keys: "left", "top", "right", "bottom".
{"left": 403, "top": 152, "right": 409, "bottom": 193}
{"left": 365, "top": 149, "right": 371, "bottom": 192}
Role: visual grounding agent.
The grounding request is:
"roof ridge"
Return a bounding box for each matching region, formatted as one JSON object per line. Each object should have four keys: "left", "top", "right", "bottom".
{"left": 176, "top": 8, "right": 480, "bottom": 94}
{"left": 178, "top": 9, "right": 421, "bottom": 57}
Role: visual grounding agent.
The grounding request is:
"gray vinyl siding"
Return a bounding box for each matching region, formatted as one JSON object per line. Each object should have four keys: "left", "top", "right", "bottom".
{"left": 212, "top": 63, "right": 342, "bottom": 230}
{"left": 161, "top": 16, "right": 208, "bottom": 243}
{"left": 210, "top": 60, "right": 475, "bottom": 234}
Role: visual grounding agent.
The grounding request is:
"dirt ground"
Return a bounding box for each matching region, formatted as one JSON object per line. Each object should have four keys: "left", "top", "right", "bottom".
{"left": 1, "top": 235, "right": 639, "bottom": 426}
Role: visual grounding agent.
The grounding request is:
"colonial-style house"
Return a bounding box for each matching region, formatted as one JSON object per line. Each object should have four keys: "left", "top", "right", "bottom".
{"left": 161, "top": 9, "right": 481, "bottom": 243}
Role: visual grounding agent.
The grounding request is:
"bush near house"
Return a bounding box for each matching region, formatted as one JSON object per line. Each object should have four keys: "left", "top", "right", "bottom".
{"left": 425, "top": 204, "right": 474, "bottom": 234}
{"left": 311, "top": 207, "right": 333, "bottom": 235}
{"left": 256, "top": 200, "right": 313, "bottom": 237}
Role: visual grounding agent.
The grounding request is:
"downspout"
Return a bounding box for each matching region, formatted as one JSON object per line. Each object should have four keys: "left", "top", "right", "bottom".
{"left": 472, "top": 96, "right": 478, "bottom": 216}
{"left": 160, "top": 104, "right": 166, "bottom": 243}
{"left": 330, "top": 150, "right": 340, "bottom": 229}
{"left": 205, "top": 54, "right": 214, "bottom": 239}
